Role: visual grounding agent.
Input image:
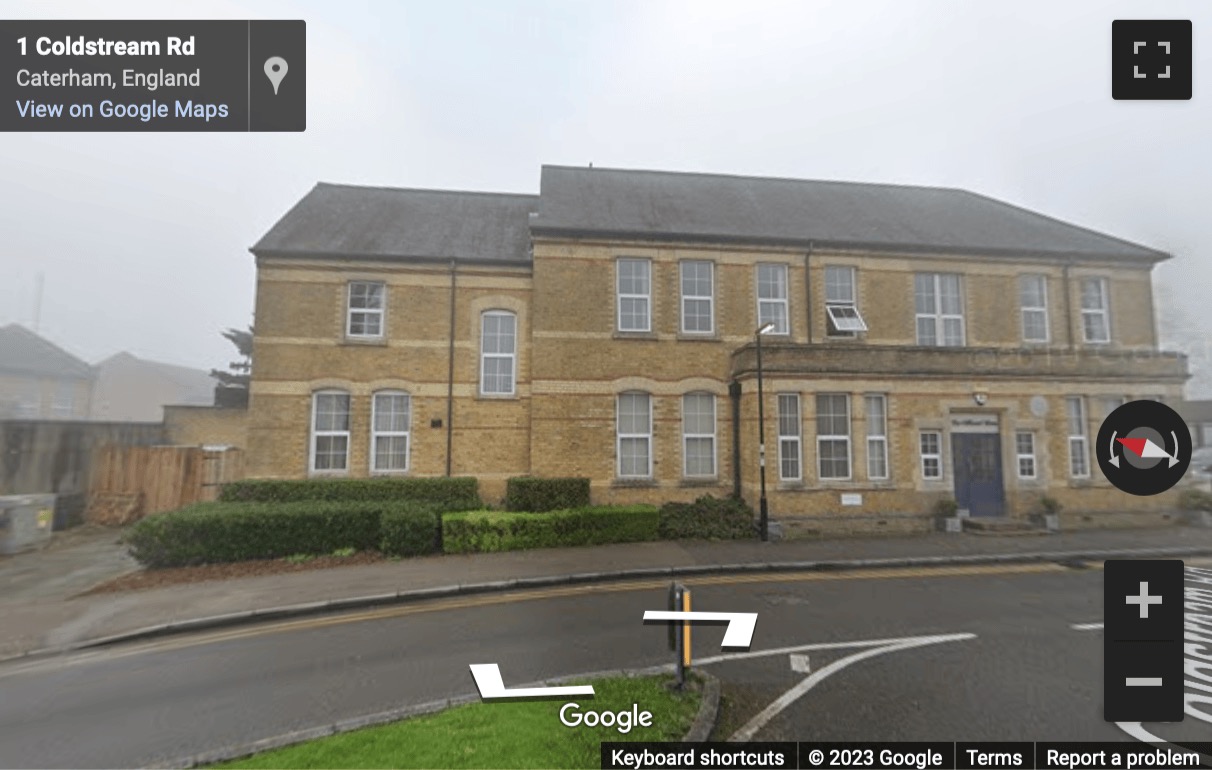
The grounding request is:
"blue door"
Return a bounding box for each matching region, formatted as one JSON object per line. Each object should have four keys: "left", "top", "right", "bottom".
{"left": 952, "top": 433, "right": 1005, "bottom": 517}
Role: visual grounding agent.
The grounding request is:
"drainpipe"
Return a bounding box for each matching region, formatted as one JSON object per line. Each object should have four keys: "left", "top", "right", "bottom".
{"left": 729, "top": 380, "right": 743, "bottom": 499}
{"left": 446, "top": 259, "right": 457, "bottom": 476}
{"left": 1062, "top": 262, "right": 1075, "bottom": 352}
{"left": 805, "top": 241, "right": 815, "bottom": 344}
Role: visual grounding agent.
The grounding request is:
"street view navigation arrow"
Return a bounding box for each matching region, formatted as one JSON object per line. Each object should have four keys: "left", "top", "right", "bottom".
{"left": 642, "top": 610, "right": 758, "bottom": 648}
{"left": 469, "top": 664, "right": 596, "bottom": 700}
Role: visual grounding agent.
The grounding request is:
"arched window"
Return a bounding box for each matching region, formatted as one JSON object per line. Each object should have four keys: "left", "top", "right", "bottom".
{"left": 371, "top": 391, "right": 411, "bottom": 473}
{"left": 310, "top": 390, "right": 351, "bottom": 473}
{"left": 617, "top": 391, "right": 652, "bottom": 478}
{"left": 480, "top": 310, "right": 517, "bottom": 396}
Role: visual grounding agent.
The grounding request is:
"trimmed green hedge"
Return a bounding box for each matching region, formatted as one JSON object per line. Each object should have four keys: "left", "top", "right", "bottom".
{"left": 505, "top": 477, "right": 591, "bottom": 512}
{"left": 441, "top": 505, "right": 659, "bottom": 554}
{"left": 125, "top": 500, "right": 390, "bottom": 567}
{"left": 381, "top": 503, "right": 443, "bottom": 557}
{"left": 658, "top": 495, "right": 755, "bottom": 540}
{"left": 218, "top": 477, "right": 481, "bottom": 510}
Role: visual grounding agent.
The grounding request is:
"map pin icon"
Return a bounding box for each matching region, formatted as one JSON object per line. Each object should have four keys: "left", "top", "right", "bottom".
{"left": 264, "top": 57, "right": 288, "bottom": 95}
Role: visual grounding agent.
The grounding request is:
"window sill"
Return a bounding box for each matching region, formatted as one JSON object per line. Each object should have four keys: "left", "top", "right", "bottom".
{"left": 675, "top": 333, "right": 721, "bottom": 342}
{"left": 476, "top": 393, "right": 519, "bottom": 401}
{"left": 342, "top": 336, "right": 387, "bottom": 347}
{"left": 613, "top": 331, "right": 658, "bottom": 341}
{"left": 308, "top": 471, "right": 350, "bottom": 478}
{"left": 679, "top": 477, "right": 723, "bottom": 487}
{"left": 612, "top": 478, "right": 658, "bottom": 488}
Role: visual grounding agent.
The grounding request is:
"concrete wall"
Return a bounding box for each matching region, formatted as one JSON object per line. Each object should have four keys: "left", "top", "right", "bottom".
{"left": 0, "top": 420, "right": 165, "bottom": 527}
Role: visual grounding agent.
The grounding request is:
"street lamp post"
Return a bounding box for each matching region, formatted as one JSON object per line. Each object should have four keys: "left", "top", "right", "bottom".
{"left": 755, "top": 322, "right": 775, "bottom": 541}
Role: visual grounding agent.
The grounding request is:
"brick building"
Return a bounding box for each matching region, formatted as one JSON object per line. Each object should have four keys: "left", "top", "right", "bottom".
{"left": 246, "top": 166, "right": 1189, "bottom": 532}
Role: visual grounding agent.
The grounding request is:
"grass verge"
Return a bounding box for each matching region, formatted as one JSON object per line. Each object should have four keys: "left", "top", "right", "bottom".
{"left": 212, "top": 673, "right": 702, "bottom": 769}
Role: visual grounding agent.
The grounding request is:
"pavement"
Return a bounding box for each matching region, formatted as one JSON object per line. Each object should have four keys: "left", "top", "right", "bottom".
{"left": 3, "top": 522, "right": 1212, "bottom": 662}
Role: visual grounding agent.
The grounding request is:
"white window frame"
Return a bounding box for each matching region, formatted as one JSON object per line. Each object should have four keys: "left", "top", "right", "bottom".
{"left": 914, "top": 273, "right": 965, "bottom": 347}
{"left": 310, "top": 390, "right": 351, "bottom": 474}
{"left": 679, "top": 261, "right": 714, "bottom": 335}
{"left": 1067, "top": 396, "right": 1090, "bottom": 478}
{"left": 617, "top": 258, "right": 652, "bottom": 333}
{"left": 825, "top": 265, "right": 867, "bottom": 336}
{"left": 777, "top": 393, "right": 802, "bottom": 482}
{"left": 370, "top": 391, "right": 411, "bottom": 474}
{"left": 1080, "top": 277, "right": 1111, "bottom": 344}
{"left": 816, "top": 394, "right": 852, "bottom": 480}
{"left": 1015, "top": 430, "right": 1036, "bottom": 480}
{"left": 756, "top": 263, "right": 790, "bottom": 335}
{"left": 479, "top": 310, "right": 517, "bottom": 396}
{"left": 617, "top": 391, "right": 653, "bottom": 479}
{"left": 920, "top": 431, "right": 943, "bottom": 480}
{"left": 346, "top": 280, "right": 386, "bottom": 338}
{"left": 1019, "top": 274, "right": 1049, "bottom": 344}
{"left": 865, "top": 394, "right": 888, "bottom": 480}
{"left": 681, "top": 392, "right": 716, "bottom": 478}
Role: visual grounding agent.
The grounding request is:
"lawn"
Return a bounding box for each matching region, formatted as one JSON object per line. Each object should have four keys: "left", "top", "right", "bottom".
{"left": 213, "top": 673, "right": 703, "bottom": 769}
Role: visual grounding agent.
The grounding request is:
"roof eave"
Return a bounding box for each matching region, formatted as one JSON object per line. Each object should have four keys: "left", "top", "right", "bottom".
{"left": 250, "top": 248, "right": 533, "bottom": 269}
{"left": 527, "top": 226, "right": 1171, "bottom": 264}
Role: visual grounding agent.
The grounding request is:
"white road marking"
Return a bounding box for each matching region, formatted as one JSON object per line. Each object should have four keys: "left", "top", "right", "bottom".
{"left": 790, "top": 653, "right": 811, "bottom": 674}
{"left": 1071, "top": 622, "right": 1104, "bottom": 631}
{"left": 694, "top": 633, "right": 972, "bottom": 667}
{"left": 721, "top": 632, "right": 976, "bottom": 742}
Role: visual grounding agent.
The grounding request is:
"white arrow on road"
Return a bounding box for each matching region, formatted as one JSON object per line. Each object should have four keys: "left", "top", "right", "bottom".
{"left": 469, "top": 664, "right": 596, "bottom": 700}
{"left": 643, "top": 610, "right": 758, "bottom": 648}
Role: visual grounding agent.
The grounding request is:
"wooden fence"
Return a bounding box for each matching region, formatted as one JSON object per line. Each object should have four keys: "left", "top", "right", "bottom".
{"left": 88, "top": 445, "right": 245, "bottom": 522}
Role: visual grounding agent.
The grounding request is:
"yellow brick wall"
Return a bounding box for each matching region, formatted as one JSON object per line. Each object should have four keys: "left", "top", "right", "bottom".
{"left": 247, "top": 240, "right": 1179, "bottom": 524}
{"left": 163, "top": 406, "right": 249, "bottom": 448}
{"left": 247, "top": 259, "right": 532, "bottom": 501}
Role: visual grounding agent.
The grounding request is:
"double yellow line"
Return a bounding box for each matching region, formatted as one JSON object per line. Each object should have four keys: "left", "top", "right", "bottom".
{"left": 0, "top": 560, "right": 1083, "bottom": 676}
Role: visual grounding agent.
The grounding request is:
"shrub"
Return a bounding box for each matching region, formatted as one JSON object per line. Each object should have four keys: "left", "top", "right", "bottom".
{"left": 1178, "top": 488, "right": 1212, "bottom": 512}
{"left": 933, "top": 498, "right": 959, "bottom": 517}
{"left": 505, "top": 477, "right": 591, "bottom": 512}
{"left": 381, "top": 503, "right": 443, "bottom": 557}
{"left": 657, "top": 495, "right": 755, "bottom": 540}
{"left": 218, "top": 477, "right": 481, "bottom": 510}
{"left": 1036, "top": 495, "right": 1064, "bottom": 515}
{"left": 126, "top": 500, "right": 387, "bottom": 567}
{"left": 441, "top": 505, "right": 659, "bottom": 554}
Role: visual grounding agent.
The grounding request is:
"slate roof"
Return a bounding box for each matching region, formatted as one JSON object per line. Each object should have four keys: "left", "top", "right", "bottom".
{"left": 251, "top": 168, "right": 1169, "bottom": 266}
{"left": 251, "top": 183, "right": 539, "bottom": 264}
{"left": 531, "top": 166, "right": 1169, "bottom": 263}
{"left": 0, "top": 324, "right": 94, "bottom": 379}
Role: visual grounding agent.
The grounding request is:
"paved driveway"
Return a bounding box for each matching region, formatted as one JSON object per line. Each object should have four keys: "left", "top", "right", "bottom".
{"left": 0, "top": 525, "right": 137, "bottom": 602}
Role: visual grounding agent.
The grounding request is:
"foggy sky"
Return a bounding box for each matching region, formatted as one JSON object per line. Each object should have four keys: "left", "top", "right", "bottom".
{"left": 2, "top": 0, "right": 1208, "bottom": 383}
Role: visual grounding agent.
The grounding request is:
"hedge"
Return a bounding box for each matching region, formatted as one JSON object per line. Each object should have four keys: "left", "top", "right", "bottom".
{"left": 504, "top": 477, "right": 591, "bottom": 512}
{"left": 218, "top": 477, "right": 481, "bottom": 510}
{"left": 125, "top": 500, "right": 391, "bottom": 568}
{"left": 381, "top": 503, "right": 443, "bottom": 557}
{"left": 657, "top": 495, "right": 755, "bottom": 540}
{"left": 441, "top": 505, "right": 659, "bottom": 554}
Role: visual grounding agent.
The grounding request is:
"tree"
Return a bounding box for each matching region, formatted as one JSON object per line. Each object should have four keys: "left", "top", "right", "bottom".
{"left": 210, "top": 326, "right": 253, "bottom": 390}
